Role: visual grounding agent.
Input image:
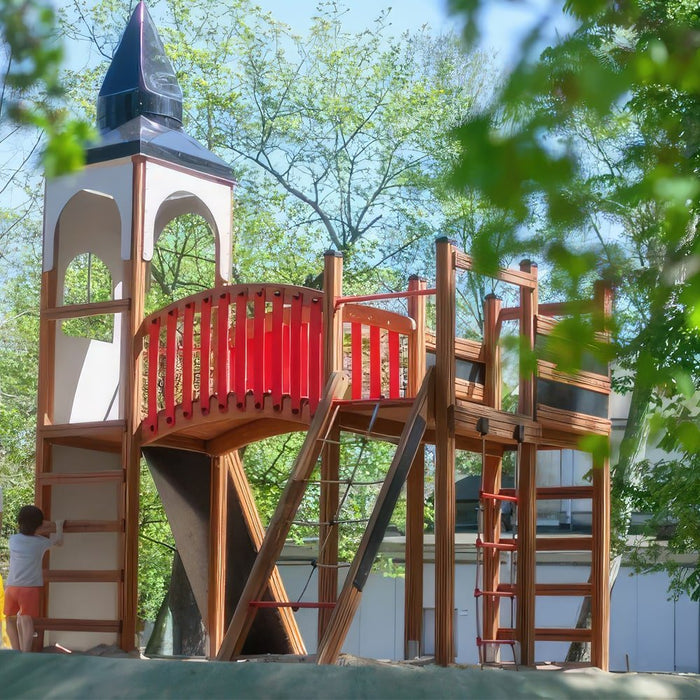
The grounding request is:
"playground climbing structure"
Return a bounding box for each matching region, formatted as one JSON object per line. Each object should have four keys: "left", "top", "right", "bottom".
{"left": 32, "top": 1, "right": 613, "bottom": 668}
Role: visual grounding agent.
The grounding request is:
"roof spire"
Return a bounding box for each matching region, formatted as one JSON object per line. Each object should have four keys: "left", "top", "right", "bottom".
{"left": 97, "top": 1, "right": 183, "bottom": 133}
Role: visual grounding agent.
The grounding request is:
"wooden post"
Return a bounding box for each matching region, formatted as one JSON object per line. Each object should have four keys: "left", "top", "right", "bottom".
{"left": 122, "top": 156, "right": 147, "bottom": 650}
{"left": 591, "top": 453, "right": 610, "bottom": 670}
{"left": 318, "top": 251, "right": 344, "bottom": 640}
{"left": 516, "top": 260, "right": 537, "bottom": 666}
{"left": 434, "top": 238, "right": 456, "bottom": 666}
{"left": 405, "top": 275, "right": 427, "bottom": 658}
{"left": 591, "top": 279, "right": 612, "bottom": 670}
{"left": 208, "top": 455, "right": 227, "bottom": 657}
{"left": 318, "top": 422, "right": 340, "bottom": 641}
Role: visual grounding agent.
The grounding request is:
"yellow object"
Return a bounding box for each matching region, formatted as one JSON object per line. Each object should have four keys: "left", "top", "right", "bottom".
{"left": 0, "top": 575, "right": 11, "bottom": 648}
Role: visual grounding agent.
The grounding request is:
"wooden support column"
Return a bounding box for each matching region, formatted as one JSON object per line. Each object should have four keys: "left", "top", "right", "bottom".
{"left": 318, "top": 422, "right": 340, "bottom": 641}
{"left": 434, "top": 238, "right": 456, "bottom": 666}
{"left": 591, "top": 453, "right": 610, "bottom": 670}
{"left": 122, "top": 156, "right": 147, "bottom": 651}
{"left": 591, "top": 279, "right": 612, "bottom": 670}
{"left": 208, "top": 455, "right": 227, "bottom": 657}
{"left": 405, "top": 275, "right": 427, "bottom": 659}
{"left": 318, "top": 251, "right": 344, "bottom": 640}
{"left": 516, "top": 260, "right": 537, "bottom": 666}
{"left": 481, "top": 293, "right": 503, "bottom": 654}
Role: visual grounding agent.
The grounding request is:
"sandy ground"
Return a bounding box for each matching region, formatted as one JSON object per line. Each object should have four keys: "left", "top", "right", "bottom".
{"left": 1, "top": 650, "right": 699, "bottom": 699}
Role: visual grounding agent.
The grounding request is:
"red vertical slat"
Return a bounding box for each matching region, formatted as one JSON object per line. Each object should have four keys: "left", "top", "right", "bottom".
{"left": 308, "top": 296, "right": 322, "bottom": 414}
{"left": 388, "top": 330, "right": 400, "bottom": 398}
{"left": 200, "top": 295, "right": 212, "bottom": 415}
{"left": 301, "top": 317, "right": 309, "bottom": 401}
{"left": 217, "top": 292, "right": 230, "bottom": 411}
{"left": 182, "top": 302, "right": 194, "bottom": 418}
{"left": 253, "top": 289, "right": 266, "bottom": 408}
{"left": 351, "top": 322, "right": 363, "bottom": 400}
{"left": 165, "top": 309, "right": 178, "bottom": 425}
{"left": 234, "top": 291, "right": 248, "bottom": 409}
{"left": 369, "top": 324, "right": 381, "bottom": 398}
{"left": 282, "top": 316, "right": 291, "bottom": 395}
{"left": 290, "top": 294, "right": 303, "bottom": 412}
{"left": 147, "top": 317, "right": 161, "bottom": 433}
{"left": 271, "top": 290, "right": 284, "bottom": 410}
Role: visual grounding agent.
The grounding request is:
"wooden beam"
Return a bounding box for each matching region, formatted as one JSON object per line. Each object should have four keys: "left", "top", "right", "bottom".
{"left": 591, "top": 453, "right": 610, "bottom": 670}
{"left": 208, "top": 456, "right": 227, "bottom": 657}
{"left": 342, "top": 303, "right": 416, "bottom": 335}
{"left": 316, "top": 368, "right": 433, "bottom": 665}
{"left": 44, "top": 570, "right": 123, "bottom": 583}
{"left": 318, "top": 422, "right": 340, "bottom": 641}
{"left": 122, "top": 155, "right": 147, "bottom": 651}
{"left": 404, "top": 275, "right": 427, "bottom": 659}
{"left": 43, "top": 299, "right": 130, "bottom": 320}
{"left": 34, "top": 618, "right": 122, "bottom": 633}
{"left": 516, "top": 443, "right": 537, "bottom": 666}
{"left": 434, "top": 237, "right": 456, "bottom": 666}
{"left": 323, "top": 251, "right": 343, "bottom": 379}
{"left": 216, "top": 371, "right": 348, "bottom": 660}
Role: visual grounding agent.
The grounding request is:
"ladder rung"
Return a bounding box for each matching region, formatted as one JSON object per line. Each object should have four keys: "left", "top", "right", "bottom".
{"left": 474, "top": 588, "right": 515, "bottom": 599}
{"left": 480, "top": 490, "right": 518, "bottom": 503}
{"left": 44, "top": 569, "right": 123, "bottom": 583}
{"left": 476, "top": 637, "right": 517, "bottom": 646}
{"left": 34, "top": 618, "right": 122, "bottom": 633}
{"left": 37, "top": 471, "right": 124, "bottom": 485}
{"left": 42, "top": 520, "right": 125, "bottom": 534}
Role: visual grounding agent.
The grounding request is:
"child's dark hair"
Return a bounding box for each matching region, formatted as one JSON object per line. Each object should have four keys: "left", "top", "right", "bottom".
{"left": 18, "top": 505, "right": 44, "bottom": 535}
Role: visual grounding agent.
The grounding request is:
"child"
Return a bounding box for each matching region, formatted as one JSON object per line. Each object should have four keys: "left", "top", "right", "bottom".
{"left": 4, "top": 506, "right": 64, "bottom": 652}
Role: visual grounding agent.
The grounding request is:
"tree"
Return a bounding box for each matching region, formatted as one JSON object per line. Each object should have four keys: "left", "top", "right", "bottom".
{"left": 447, "top": 0, "right": 700, "bottom": 658}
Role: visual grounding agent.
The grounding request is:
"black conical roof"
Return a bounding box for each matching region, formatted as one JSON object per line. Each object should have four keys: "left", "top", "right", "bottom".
{"left": 88, "top": 1, "right": 233, "bottom": 181}
{"left": 97, "top": 1, "right": 182, "bottom": 133}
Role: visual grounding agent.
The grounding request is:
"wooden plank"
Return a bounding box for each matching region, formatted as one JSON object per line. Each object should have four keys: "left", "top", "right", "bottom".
{"left": 537, "top": 404, "right": 611, "bottom": 435}
{"left": 499, "top": 485, "right": 594, "bottom": 501}
{"left": 537, "top": 361, "right": 610, "bottom": 394}
{"left": 318, "top": 422, "right": 340, "bottom": 641}
{"left": 453, "top": 251, "right": 537, "bottom": 289}
{"left": 216, "top": 371, "right": 348, "bottom": 660}
{"left": 44, "top": 570, "right": 123, "bottom": 583}
{"left": 404, "top": 275, "right": 426, "bottom": 659}
{"left": 43, "top": 299, "right": 130, "bottom": 320}
{"left": 34, "top": 618, "right": 121, "bottom": 633}
{"left": 434, "top": 237, "right": 456, "bottom": 667}
{"left": 39, "top": 420, "right": 126, "bottom": 438}
{"left": 425, "top": 333, "right": 482, "bottom": 362}
{"left": 316, "top": 368, "right": 433, "bottom": 665}
{"left": 208, "top": 456, "right": 227, "bottom": 657}
{"left": 37, "top": 471, "right": 125, "bottom": 485}
{"left": 342, "top": 303, "right": 416, "bottom": 335}
{"left": 516, "top": 443, "right": 537, "bottom": 666}
{"left": 497, "top": 627, "right": 592, "bottom": 643}
{"left": 323, "top": 252, "right": 344, "bottom": 380}
{"left": 123, "top": 155, "right": 147, "bottom": 652}
{"left": 591, "top": 453, "right": 611, "bottom": 670}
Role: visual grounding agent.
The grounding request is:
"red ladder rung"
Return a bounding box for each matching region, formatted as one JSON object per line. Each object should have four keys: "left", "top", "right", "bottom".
{"left": 480, "top": 490, "right": 518, "bottom": 503}
{"left": 474, "top": 588, "right": 515, "bottom": 599}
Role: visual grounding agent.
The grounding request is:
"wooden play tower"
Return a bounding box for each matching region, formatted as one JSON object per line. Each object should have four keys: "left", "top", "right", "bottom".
{"left": 33, "top": 2, "right": 612, "bottom": 668}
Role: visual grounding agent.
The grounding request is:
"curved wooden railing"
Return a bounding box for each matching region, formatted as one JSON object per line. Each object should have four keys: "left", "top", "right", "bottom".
{"left": 138, "top": 284, "right": 418, "bottom": 436}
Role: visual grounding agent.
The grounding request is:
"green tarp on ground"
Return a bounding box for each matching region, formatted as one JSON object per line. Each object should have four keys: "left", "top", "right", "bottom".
{"left": 1, "top": 651, "right": 698, "bottom": 699}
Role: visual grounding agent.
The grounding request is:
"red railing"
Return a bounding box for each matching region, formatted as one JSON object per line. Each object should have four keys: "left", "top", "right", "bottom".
{"left": 139, "top": 286, "right": 417, "bottom": 436}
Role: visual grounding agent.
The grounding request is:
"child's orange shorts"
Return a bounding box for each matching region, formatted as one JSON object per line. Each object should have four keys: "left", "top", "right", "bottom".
{"left": 4, "top": 586, "right": 42, "bottom": 617}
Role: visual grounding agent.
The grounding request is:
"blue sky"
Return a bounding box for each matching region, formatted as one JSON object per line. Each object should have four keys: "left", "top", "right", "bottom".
{"left": 255, "top": 0, "right": 575, "bottom": 69}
